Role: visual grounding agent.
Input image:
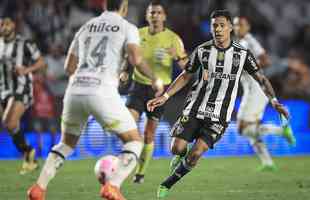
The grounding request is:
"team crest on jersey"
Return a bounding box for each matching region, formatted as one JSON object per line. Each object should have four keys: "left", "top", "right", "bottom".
{"left": 206, "top": 105, "right": 215, "bottom": 113}
{"left": 232, "top": 54, "right": 240, "bottom": 67}
{"left": 217, "top": 52, "right": 225, "bottom": 61}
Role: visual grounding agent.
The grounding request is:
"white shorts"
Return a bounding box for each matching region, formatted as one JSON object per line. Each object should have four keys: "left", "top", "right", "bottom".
{"left": 237, "top": 72, "right": 269, "bottom": 122}
{"left": 61, "top": 90, "right": 137, "bottom": 136}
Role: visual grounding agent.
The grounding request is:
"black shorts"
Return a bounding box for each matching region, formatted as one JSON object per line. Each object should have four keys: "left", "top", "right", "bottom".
{"left": 126, "top": 81, "right": 167, "bottom": 121}
{"left": 1, "top": 92, "right": 33, "bottom": 110}
{"left": 170, "top": 115, "right": 228, "bottom": 149}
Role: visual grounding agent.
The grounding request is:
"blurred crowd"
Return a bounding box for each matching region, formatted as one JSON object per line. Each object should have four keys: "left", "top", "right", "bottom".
{"left": 0, "top": 0, "right": 309, "bottom": 135}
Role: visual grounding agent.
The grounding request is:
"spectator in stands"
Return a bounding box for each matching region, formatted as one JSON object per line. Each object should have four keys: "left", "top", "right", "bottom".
{"left": 280, "top": 49, "right": 310, "bottom": 100}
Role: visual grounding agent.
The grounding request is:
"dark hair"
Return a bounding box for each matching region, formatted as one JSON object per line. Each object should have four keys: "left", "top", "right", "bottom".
{"left": 210, "top": 9, "right": 232, "bottom": 23}
{"left": 148, "top": 0, "right": 167, "bottom": 12}
{"left": 107, "top": 0, "right": 124, "bottom": 11}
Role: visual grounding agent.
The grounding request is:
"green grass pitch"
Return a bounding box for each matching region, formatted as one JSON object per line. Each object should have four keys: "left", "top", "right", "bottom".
{"left": 0, "top": 157, "right": 309, "bottom": 200}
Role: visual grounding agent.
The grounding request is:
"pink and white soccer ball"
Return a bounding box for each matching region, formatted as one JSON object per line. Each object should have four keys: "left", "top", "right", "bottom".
{"left": 94, "top": 155, "right": 119, "bottom": 184}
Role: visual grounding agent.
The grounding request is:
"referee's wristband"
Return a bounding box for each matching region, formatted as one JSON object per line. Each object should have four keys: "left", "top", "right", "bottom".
{"left": 163, "top": 92, "right": 170, "bottom": 100}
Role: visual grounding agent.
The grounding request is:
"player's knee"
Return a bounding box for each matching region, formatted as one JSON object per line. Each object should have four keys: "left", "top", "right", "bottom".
{"left": 3, "top": 119, "right": 19, "bottom": 133}
{"left": 171, "top": 145, "right": 186, "bottom": 156}
{"left": 242, "top": 123, "right": 258, "bottom": 138}
{"left": 186, "top": 151, "right": 202, "bottom": 167}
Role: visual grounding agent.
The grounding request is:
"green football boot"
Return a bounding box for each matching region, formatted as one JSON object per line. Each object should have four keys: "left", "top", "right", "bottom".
{"left": 258, "top": 164, "right": 278, "bottom": 172}
{"left": 157, "top": 185, "right": 169, "bottom": 198}
{"left": 280, "top": 114, "right": 296, "bottom": 146}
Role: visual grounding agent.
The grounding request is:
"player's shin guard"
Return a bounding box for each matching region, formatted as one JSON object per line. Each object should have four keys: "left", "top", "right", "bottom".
{"left": 250, "top": 139, "right": 273, "bottom": 166}
{"left": 110, "top": 141, "right": 143, "bottom": 188}
{"left": 161, "top": 158, "right": 193, "bottom": 189}
{"left": 37, "top": 143, "right": 73, "bottom": 189}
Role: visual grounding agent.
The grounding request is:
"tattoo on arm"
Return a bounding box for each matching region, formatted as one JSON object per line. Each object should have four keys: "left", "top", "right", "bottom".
{"left": 251, "top": 70, "right": 276, "bottom": 100}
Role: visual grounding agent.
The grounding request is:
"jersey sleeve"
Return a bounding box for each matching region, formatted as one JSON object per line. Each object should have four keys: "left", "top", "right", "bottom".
{"left": 173, "top": 34, "right": 187, "bottom": 59}
{"left": 243, "top": 49, "right": 260, "bottom": 74}
{"left": 125, "top": 23, "right": 140, "bottom": 46}
{"left": 185, "top": 47, "right": 201, "bottom": 73}
{"left": 68, "top": 24, "right": 89, "bottom": 57}
{"left": 247, "top": 35, "right": 265, "bottom": 58}
{"left": 24, "top": 40, "right": 41, "bottom": 61}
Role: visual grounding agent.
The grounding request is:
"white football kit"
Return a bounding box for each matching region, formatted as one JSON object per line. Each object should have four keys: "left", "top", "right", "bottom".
{"left": 62, "top": 11, "right": 139, "bottom": 135}
{"left": 237, "top": 33, "right": 269, "bottom": 122}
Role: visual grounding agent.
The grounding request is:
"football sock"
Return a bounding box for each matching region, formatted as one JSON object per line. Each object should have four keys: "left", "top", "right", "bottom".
{"left": 11, "top": 129, "right": 32, "bottom": 154}
{"left": 110, "top": 141, "right": 143, "bottom": 187}
{"left": 161, "top": 158, "right": 193, "bottom": 189}
{"left": 252, "top": 141, "right": 273, "bottom": 166}
{"left": 258, "top": 124, "right": 283, "bottom": 135}
{"left": 37, "top": 143, "right": 73, "bottom": 190}
{"left": 136, "top": 142, "right": 154, "bottom": 175}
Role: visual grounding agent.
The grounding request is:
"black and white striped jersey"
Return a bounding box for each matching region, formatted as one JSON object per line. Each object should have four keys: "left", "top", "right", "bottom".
{"left": 183, "top": 39, "right": 259, "bottom": 123}
{"left": 0, "top": 35, "right": 41, "bottom": 103}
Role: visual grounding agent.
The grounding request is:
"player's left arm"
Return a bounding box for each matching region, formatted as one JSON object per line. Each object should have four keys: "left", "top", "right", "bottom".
{"left": 15, "top": 40, "right": 46, "bottom": 76}
{"left": 244, "top": 50, "right": 289, "bottom": 119}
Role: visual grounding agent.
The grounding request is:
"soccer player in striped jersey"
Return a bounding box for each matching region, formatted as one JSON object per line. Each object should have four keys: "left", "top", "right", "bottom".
{"left": 0, "top": 17, "right": 46, "bottom": 174}
{"left": 147, "top": 10, "right": 289, "bottom": 198}
{"left": 125, "top": 0, "right": 188, "bottom": 184}
{"left": 233, "top": 16, "right": 295, "bottom": 171}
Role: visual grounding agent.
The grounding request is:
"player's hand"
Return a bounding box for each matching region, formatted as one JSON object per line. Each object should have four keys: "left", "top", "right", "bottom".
{"left": 271, "top": 99, "right": 290, "bottom": 120}
{"left": 166, "top": 47, "right": 177, "bottom": 59}
{"left": 15, "top": 65, "right": 29, "bottom": 76}
{"left": 151, "top": 79, "right": 164, "bottom": 97}
{"left": 147, "top": 95, "right": 168, "bottom": 112}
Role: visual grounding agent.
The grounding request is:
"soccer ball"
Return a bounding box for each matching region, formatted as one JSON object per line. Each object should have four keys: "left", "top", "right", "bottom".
{"left": 94, "top": 155, "right": 119, "bottom": 184}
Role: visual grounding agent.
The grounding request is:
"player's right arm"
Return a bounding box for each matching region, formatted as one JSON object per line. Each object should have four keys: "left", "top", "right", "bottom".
{"left": 147, "top": 47, "right": 200, "bottom": 111}
{"left": 64, "top": 53, "right": 78, "bottom": 77}
{"left": 126, "top": 43, "right": 156, "bottom": 81}
{"left": 64, "top": 40, "right": 79, "bottom": 76}
{"left": 64, "top": 26, "right": 87, "bottom": 76}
